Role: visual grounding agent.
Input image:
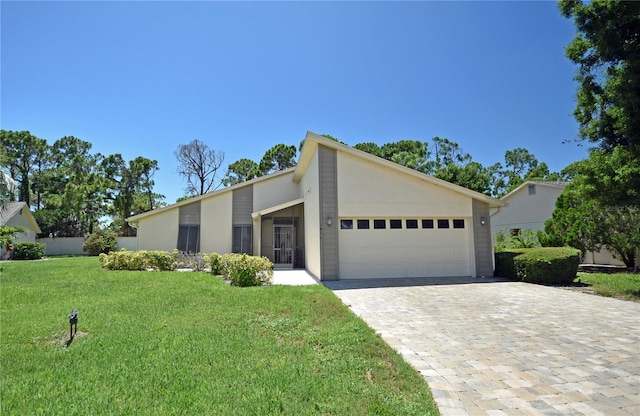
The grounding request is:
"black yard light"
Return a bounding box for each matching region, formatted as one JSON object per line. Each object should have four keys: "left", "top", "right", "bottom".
{"left": 68, "top": 309, "right": 78, "bottom": 340}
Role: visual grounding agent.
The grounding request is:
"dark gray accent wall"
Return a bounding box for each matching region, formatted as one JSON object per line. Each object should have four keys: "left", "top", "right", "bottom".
{"left": 232, "top": 185, "right": 253, "bottom": 225}
{"left": 179, "top": 201, "right": 201, "bottom": 225}
{"left": 318, "top": 145, "right": 339, "bottom": 280}
{"left": 472, "top": 199, "right": 493, "bottom": 277}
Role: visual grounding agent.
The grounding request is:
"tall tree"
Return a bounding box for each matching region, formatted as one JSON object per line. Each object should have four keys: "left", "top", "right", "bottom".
{"left": 35, "top": 136, "right": 104, "bottom": 236}
{"left": 488, "top": 148, "right": 561, "bottom": 198}
{"left": 430, "top": 137, "right": 471, "bottom": 170}
{"left": 102, "top": 155, "right": 162, "bottom": 236}
{"left": 542, "top": 183, "right": 640, "bottom": 268}
{"left": 381, "top": 140, "right": 430, "bottom": 172}
{"left": 353, "top": 142, "right": 382, "bottom": 157}
{"left": 434, "top": 161, "right": 493, "bottom": 195}
{"left": 559, "top": 0, "right": 640, "bottom": 150}
{"left": 222, "top": 158, "right": 260, "bottom": 187}
{"left": 175, "top": 139, "right": 225, "bottom": 195}
{"left": 564, "top": 146, "right": 640, "bottom": 208}
{"left": 0, "top": 130, "right": 47, "bottom": 206}
{"left": 259, "top": 144, "right": 297, "bottom": 175}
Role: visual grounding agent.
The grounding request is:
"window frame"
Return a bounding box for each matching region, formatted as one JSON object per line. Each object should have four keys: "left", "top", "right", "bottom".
{"left": 177, "top": 225, "right": 200, "bottom": 253}
{"left": 357, "top": 219, "right": 370, "bottom": 229}
{"left": 406, "top": 219, "right": 418, "bottom": 229}
{"left": 340, "top": 219, "right": 353, "bottom": 230}
{"left": 389, "top": 219, "right": 402, "bottom": 229}
{"left": 373, "top": 219, "right": 386, "bottom": 229}
{"left": 232, "top": 224, "right": 253, "bottom": 254}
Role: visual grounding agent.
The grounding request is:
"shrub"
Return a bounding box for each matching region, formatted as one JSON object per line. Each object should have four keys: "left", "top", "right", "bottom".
{"left": 494, "top": 229, "right": 541, "bottom": 252}
{"left": 514, "top": 247, "right": 581, "bottom": 285}
{"left": 177, "top": 251, "right": 210, "bottom": 271}
{"left": 217, "top": 253, "right": 274, "bottom": 286}
{"left": 210, "top": 252, "right": 223, "bottom": 275}
{"left": 145, "top": 250, "right": 179, "bottom": 271}
{"left": 12, "top": 242, "right": 45, "bottom": 260}
{"left": 83, "top": 230, "right": 117, "bottom": 256}
{"left": 494, "top": 249, "right": 528, "bottom": 279}
{"left": 99, "top": 250, "right": 178, "bottom": 271}
{"left": 495, "top": 247, "right": 581, "bottom": 285}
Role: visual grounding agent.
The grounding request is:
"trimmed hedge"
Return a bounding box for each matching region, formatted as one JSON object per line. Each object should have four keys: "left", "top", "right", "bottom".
{"left": 99, "top": 250, "right": 179, "bottom": 271}
{"left": 494, "top": 249, "right": 528, "bottom": 279}
{"left": 12, "top": 242, "right": 46, "bottom": 260}
{"left": 495, "top": 247, "right": 581, "bottom": 285}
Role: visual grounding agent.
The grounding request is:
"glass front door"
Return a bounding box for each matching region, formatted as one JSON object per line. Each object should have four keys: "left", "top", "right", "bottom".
{"left": 273, "top": 225, "right": 294, "bottom": 268}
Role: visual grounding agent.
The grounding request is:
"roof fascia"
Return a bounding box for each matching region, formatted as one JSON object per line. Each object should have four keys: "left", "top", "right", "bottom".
{"left": 21, "top": 205, "right": 42, "bottom": 234}
{"left": 127, "top": 167, "right": 296, "bottom": 223}
{"left": 251, "top": 197, "right": 305, "bottom": 221}
{"left": 301, "top": 131, "right": 506, "bottom": 208}
{"left": 499, "top": 180, "right": 569, "bottom": 202}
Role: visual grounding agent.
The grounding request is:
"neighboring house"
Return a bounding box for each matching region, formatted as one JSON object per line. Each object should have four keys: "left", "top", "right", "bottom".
{"left": 490, "top": 180, "right": 633, "bottom": 266}
{"left": 491, "top": 180, "right": 569, "bottom": 236}
{"left": 0, "top": 201, "right": 42, "bottom": 258}
{"left": 128, "top": 132, "right": 505, "bottom": 281}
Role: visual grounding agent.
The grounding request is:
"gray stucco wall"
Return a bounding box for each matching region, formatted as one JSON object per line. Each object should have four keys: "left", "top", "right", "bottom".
{"left": 473, "top": 199, "right": 493, "bottom": 277}
{"left": 318, "top": 145, "right": 339, "bottom": 280}
{"left": 179, "top": 201, "right": 201, "bottom": 225}
{"left": 232, "top": 185, "right": 253, "bottom": 225}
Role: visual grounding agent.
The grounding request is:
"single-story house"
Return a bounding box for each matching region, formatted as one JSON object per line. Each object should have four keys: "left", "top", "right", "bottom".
{"left": 0, "top": 201, "right": 42, "bottom": 258}
{"left": 490, "top": 180, "right": 636, "bottom": 266}
{"left": 128, "top": 132, "right": 505, "bottom": 281}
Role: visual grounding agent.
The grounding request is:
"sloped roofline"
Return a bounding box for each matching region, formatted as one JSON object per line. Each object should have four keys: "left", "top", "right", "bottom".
{"left": 0, "top": 201, "right": 42, "bottom": 234}
{"left": 499, "top": 180, "right": 569, "bottom": 202}
{"left": 127, "top": 167, "right": 296, "bottom": 223}
{"left": 295, "top": 131, "right": 505, "bottom": 208}
{"left": 129, "top": 130, "right": 507, "bottom": 225}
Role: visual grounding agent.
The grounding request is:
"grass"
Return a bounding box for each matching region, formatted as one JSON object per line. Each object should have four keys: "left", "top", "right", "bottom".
{"left": 0, "top": 257, "right": 438, "bottom": 415}
{"left": 577, "top": 271, "right": 640, "bottom": 301}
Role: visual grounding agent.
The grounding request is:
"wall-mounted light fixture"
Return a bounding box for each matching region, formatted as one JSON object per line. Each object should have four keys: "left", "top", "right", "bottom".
{"left": 480, "top": 216, "right": 486, "bottom": 226}
{"left": 326, "top": 217, "right": 332, "bottom": 226}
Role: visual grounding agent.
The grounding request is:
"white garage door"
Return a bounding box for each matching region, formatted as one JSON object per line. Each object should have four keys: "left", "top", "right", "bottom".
{"left": 338, "top": 218, "right": 472, "bottom": 279}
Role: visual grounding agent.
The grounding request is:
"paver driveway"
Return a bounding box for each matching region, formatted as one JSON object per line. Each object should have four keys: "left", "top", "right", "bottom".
{"left": 325, "top": 277, "right": 640, "bottom": 416}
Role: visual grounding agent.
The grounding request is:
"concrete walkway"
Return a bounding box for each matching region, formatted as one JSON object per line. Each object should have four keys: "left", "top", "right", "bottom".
{"left": 325, "top": 277, "right": 640, "bottom": 416}
{"left": 272, "top": 269, "right": 319, "bottom": 286}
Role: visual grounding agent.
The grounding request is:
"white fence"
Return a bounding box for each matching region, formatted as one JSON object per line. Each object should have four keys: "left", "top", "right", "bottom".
{"left": 37, "top": 237, "right": 137, "bottom": 256}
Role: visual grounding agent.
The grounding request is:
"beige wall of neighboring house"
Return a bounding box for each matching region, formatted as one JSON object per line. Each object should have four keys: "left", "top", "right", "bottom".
{"left": 490, "top": 180, "right": 635, "bottom": 267}
{"left": 1, "top": 202, "right": 40, "bottom": 243}
{"left": 1, "top": 202, "right": 41, "bottom": 258}
{"left": 491, "top": 181, "right": 567, "bottom": 235}
{"left": 4, "top": 212, "right": 37, "bottom": 243}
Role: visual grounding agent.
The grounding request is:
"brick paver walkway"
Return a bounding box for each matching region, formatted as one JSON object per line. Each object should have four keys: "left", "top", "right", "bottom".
{"left": 325, "top": 277, "right": 640, "bottom": 416}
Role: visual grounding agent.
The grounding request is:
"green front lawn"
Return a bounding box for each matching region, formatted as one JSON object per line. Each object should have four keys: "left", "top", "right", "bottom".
{"left": 577, "top": 271, "right": 640, "bottom": 301}
{"left": 0, "top": 257, "right": 438, "bottom": 415}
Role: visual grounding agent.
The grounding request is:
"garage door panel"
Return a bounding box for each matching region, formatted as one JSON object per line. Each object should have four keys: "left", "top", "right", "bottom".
{"left": 338, "top": 223, "right": 471, "bottom": 279}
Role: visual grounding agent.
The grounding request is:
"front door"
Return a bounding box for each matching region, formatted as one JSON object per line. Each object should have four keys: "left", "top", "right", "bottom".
{"left": 273, "top": 225, "right": 294, "bottom": 269}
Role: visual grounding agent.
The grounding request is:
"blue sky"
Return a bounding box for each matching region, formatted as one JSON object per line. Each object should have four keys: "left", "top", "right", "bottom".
{"left": 1, "top": 1, "right": 587, "bottom": 204}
